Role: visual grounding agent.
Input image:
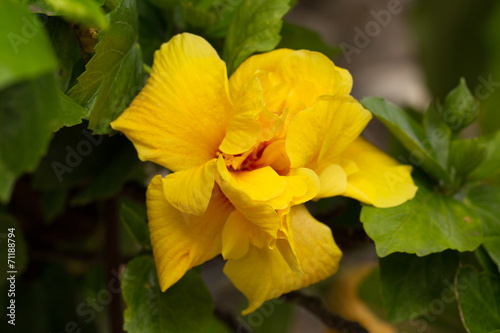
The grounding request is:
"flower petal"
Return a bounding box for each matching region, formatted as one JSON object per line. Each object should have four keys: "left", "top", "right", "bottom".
{"left": 111, "top": 33, "right": 232, "bottom": 172}
{"left": 229, "top": 48, "right": 295, "bottom": 99}
{"left": 216, "top": 157, "right": 281, "bottom": 238}
{"left": 147, "top": 175, "right": 232, "bottom": 291}
{"left": 224, "top": 204, "right": 342, "bottom": 314}
{"left": 161, "top": 159, "right": 216, "bottom": 215}
{"left": 221, "top": 210, "right": 268, "bottom": 260}
{"left": 341, "top": 137, "right": 418, "bottom": 207}
{"left": 314, "top": 164, "right": 347, "bottom": 200}
{"left": 286, "top": 95, "right": 372, "bottom": 169}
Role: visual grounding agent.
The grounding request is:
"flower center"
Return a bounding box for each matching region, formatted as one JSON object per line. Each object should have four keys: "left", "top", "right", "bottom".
{"left": 222, "top": 139, "right": 290, "bottom": 175}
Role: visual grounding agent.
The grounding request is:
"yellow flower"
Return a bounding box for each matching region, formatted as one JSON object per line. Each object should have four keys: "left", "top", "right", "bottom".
{"left": 111, "top": 33, "right": 417, "bottom": 314}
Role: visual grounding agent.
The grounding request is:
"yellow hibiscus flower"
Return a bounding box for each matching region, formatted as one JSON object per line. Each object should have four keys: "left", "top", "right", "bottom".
{"left": 111, "top": 33, "right": 417, "bottom": 314}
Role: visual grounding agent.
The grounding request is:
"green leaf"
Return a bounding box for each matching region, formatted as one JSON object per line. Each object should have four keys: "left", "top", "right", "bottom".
{"left": 45, "top": 0, "right": 108, "bottom": 29}
{"left": 278, "top": 22, "right": 340, "bottom": 58}
{"left": 379, "top": 251, "right": 459, "bottom": 323}
{"left": 0, "top": 1, "right": 58, "bottom": 89}
{"left": 361, "top": 97, "right": 451, "bottom": 183}
{"left": 360, "top": 179, "right": 484, "bottom": 257}
{"left": 0, "top": 74, "right": 60, "bottom": 203}
{"left": 442, "top": 78, "right": 479, "bottom": 132}
{"left": 68, "top": 0, "right": 143, "bottom": 134}
{"left": 70, "top": 139, "right": 142, "bottom": 205}
{"left": 56, "top": 91, "right": 86, "bottom": 128}
{"left": 423, "top": 103, "right": 451, "bottom": 169}
{"left": 223, "top": 0, "right": 290, "bottom": 74}
{"left": 205, "top": 0, "right": 245, "bottom": 38}
{"left": 448, "top": 138, "right": 486, "bottom": 183}
{"left": 468, "top": 131, "right": 500, "bottom": 182}
{"left": 456, "top": 266, "right": 500, "bottom": 333}
{"left": 122, "top": 256, "right": 215, "bottom": 333}
{"left": 45, "top": 17, "right": 79, "bottom": 91}
{"left": 120, "top": 200, "right": 151, "bottom": 249}
{"left": 40, "top": 189, "right": 68, "bottom": 223}
{"left": 465, "top": 185, "right": 500, "bottom": 272}
{"left": 0, "top": 161, "right": 16, "bottom": 204}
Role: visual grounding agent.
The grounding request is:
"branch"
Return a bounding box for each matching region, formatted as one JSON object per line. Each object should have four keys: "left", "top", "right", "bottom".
{"left": 283, "top": 291, "right": 368, "bottom": 333}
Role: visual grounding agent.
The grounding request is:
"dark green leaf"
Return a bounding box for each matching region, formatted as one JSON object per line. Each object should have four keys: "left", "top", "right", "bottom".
{"left": 45, "top": 17, "right": 79, "bottom": 91}
{"left": 423, "top": 103, "right": 451, "bottom": 168}
{"left": 0, "top": 1, "right": 58, "bottom": 89}
{"left": 361, "top": 97, "right": 451, "bottom": 183}
{"left": 40, "top": 189, "right": 68, "bottom": 223}
{"left": 0, "top": 162, "right": 16, "bottom": 204}
{"left": 122, "top": 256, "right": 215, "bottom": 333}
{"left": 278, "top": 22, "right": 340, "bottom": 58}
{"left": 70, "top": 139, "right": 142, "bottom": 205}
{"left": 468, "top": 131, "right": 500, "bottom": 182}
{"left": 45, "top": 0, "right": 108, "bottom": 29}
{"left": 0, "top": 74, "right": 60, "bottom": 203}
{"left": 465, "top": 185, "right": 500, "bottom": 272}
{"left": 442, "top": 78, "right": 479, "bottom": 132}
{"left": 456, "top": 266, "right": 500, "bottom": 333}
{"left": 120, "top": 200, "right": 150, "bottom": 249}
{"left": 223, "top": 0, "right": 290, "bottom": 74}
{"left": 379, "top": 251, "right": 459, "bottom": 323}
{"left": 360, "top": 179, "right": 483, "bottom": 257}
{"left": 68, "top": 0, "right": 143, "bottom": 134}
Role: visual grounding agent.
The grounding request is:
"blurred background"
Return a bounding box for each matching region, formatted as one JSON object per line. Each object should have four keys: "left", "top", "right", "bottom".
{"left": 2, "top": 0, "right": 500, "bottom": 332}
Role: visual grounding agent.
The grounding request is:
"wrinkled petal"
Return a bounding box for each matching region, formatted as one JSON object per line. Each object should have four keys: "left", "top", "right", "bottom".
{"left": 147, "top": 175, "right": 232, "bottom": 291}
{"left": 229, "top": 48, "right": 295, "bottom": 100}
{"left": 221, "top": 210, "right": 269, "bottom": 260}
{"left": 224, "top": 204, "right": 342, "bottom": 314}
{"left": 216, "top": 157, "right": 280, "bottom": 238}
{"left": 273, "top": 50, "right": 354, "bottom": 113}
{"left": 340, "top": 137, "right": 418, "bottom": 207}
{"left": 265, "top": 168, "right": 320, "bottom": 210}
{"left": 162, "top": 159, "right": 216, "bottom": 215}
{"left": 286, "top": 95, "right": 372, "bottom": 169}
{"left": 111, "top": 33, "right": 232, "bottom": 172}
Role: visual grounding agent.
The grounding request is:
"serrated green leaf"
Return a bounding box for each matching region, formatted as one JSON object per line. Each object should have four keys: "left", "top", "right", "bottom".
{"left": 442, "top": 78, "right": 479, "bottom": 132}
{"left": 45, "top": 0, "right": 108, "bottom": 29}
{"left": 120, "top": 200, "right": 150, "bottom": 249}
{"left": 0, "top": 1, "right": 58, "bottom": 90}
{"left": 56, "top": 91, "right": 86, "bottom": 128}
{"left": 122, "top": 256, "right": 214, "bottom": 333}
{"left": 456, "top": 266, "right": 500, "bottom": 333}
{"left": 379, "top": 251, "right": 459, "bottom": 323}
{"left": 0, "top": 74, "right": 60, "bottom": 203}
{"left": 465, "top": 185, "right": 500, "bottom": 272}
{"left": 468, "top": 131, "right": 500, "bottom": 182}
{"left": 278, "top": 22, "right": 340, "bottom": 58}
{"left": 223, "top": 0, "right": 290, "bottom": 74}
{"left": 68, "top": 0, "right": 143, "bottom": 134}
{"left": 361, "top": 97, "right": 451, "bottom": 183}
{"left": 360, "top": 179, "right": 484, "bottom": 257}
